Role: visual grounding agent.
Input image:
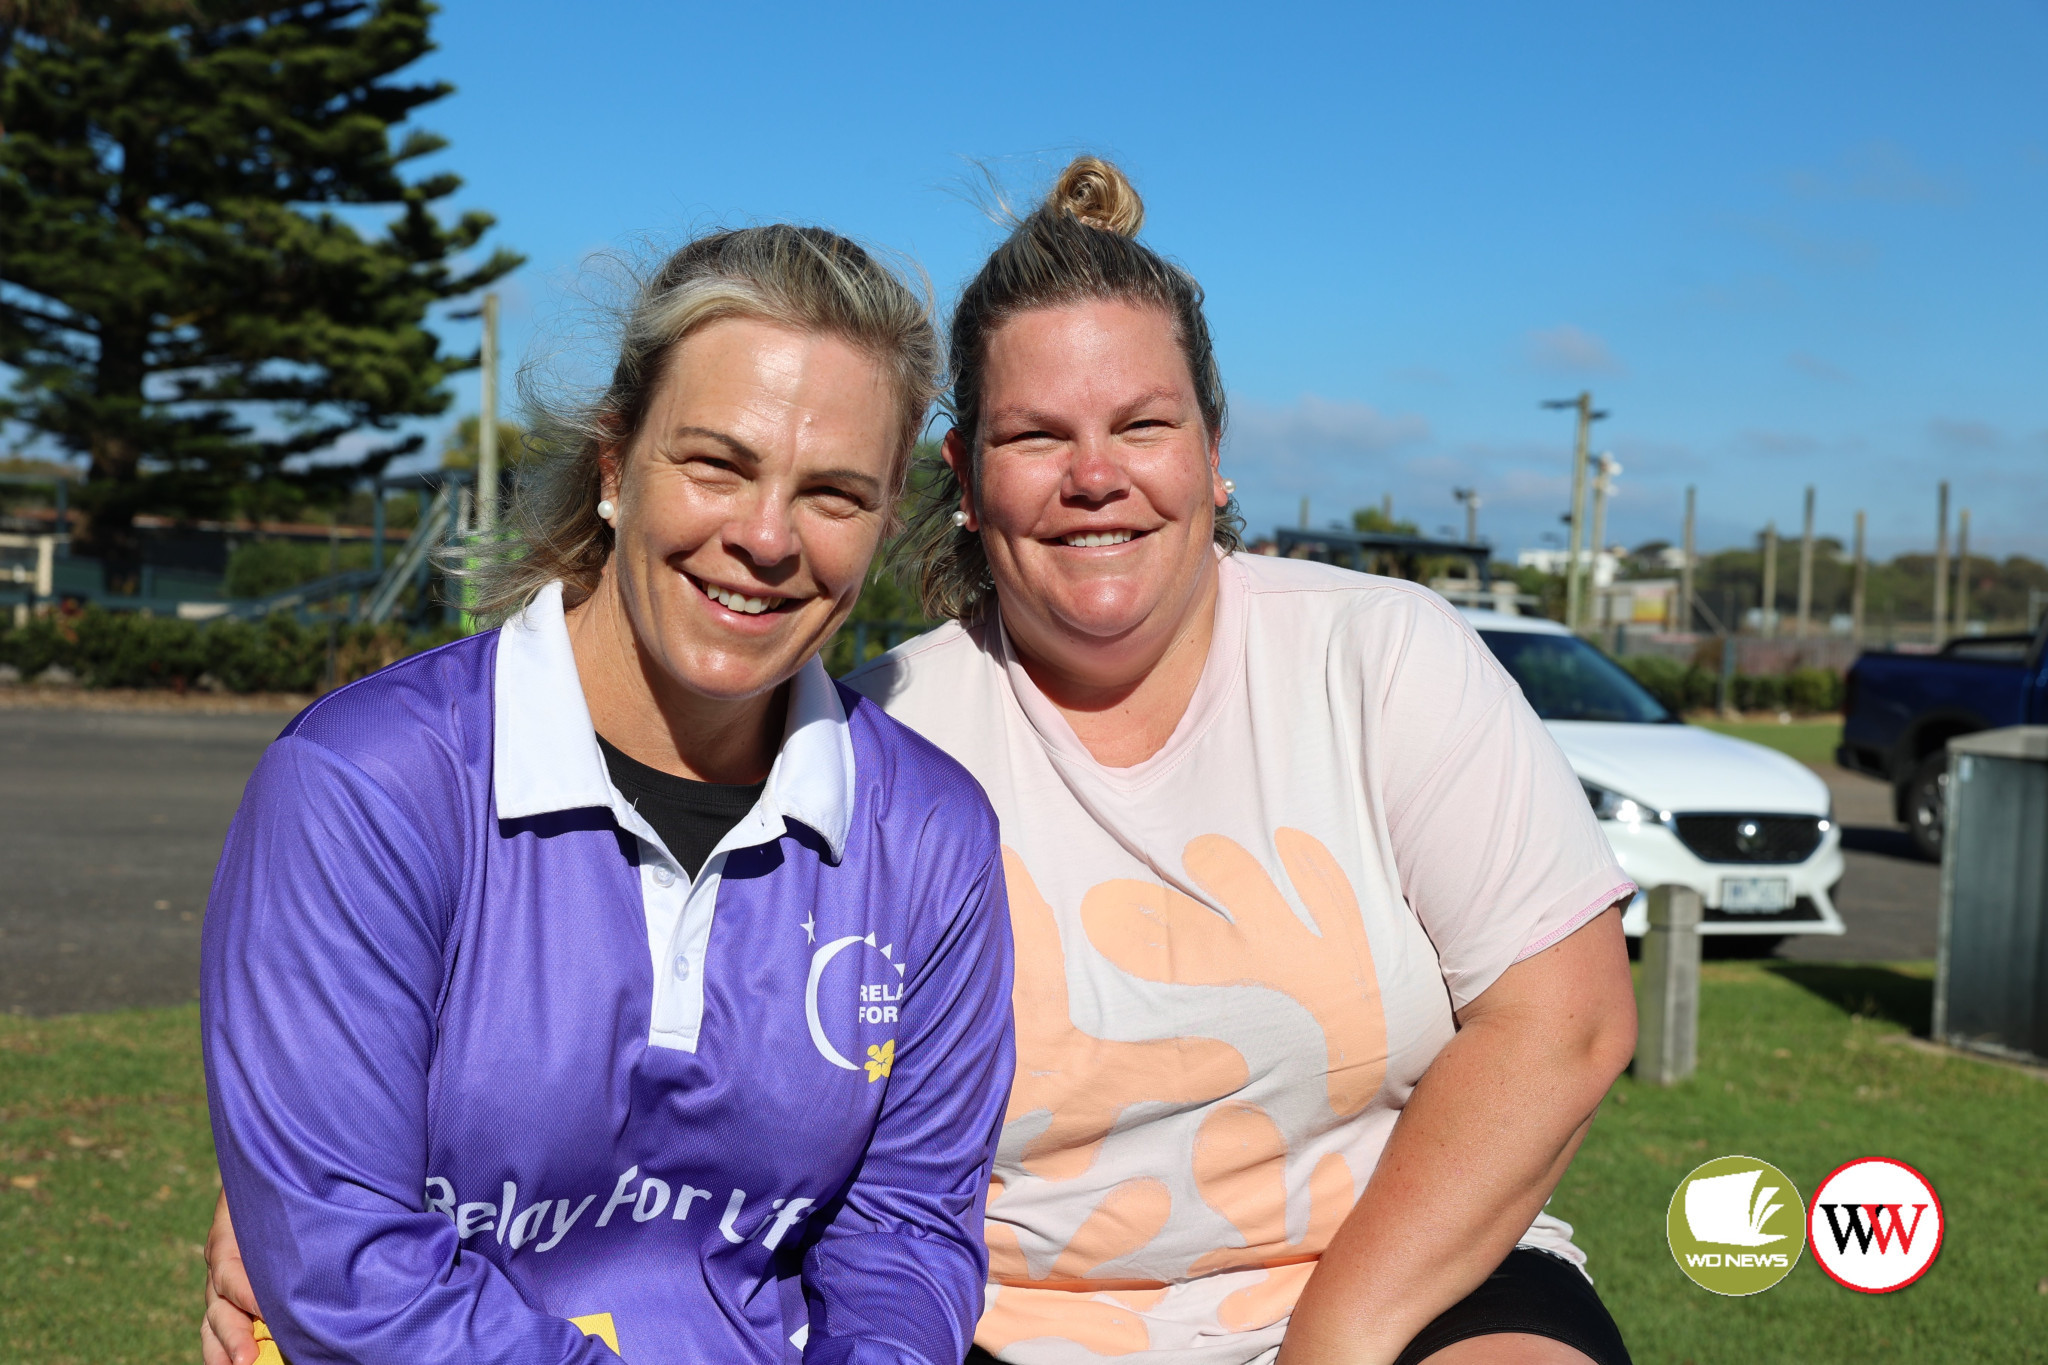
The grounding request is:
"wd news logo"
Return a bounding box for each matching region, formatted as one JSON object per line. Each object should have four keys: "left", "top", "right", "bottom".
{"left": 1666, "top": 1155, "right": 1805, "bottom": 1295}
{"left": 1808, "top": 1157, "right": 1944, "bottom": 1293}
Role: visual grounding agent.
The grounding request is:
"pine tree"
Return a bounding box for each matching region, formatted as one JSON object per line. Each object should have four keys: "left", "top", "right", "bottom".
{"left": 0, "top": 0, "right": 520, "bottom": 586}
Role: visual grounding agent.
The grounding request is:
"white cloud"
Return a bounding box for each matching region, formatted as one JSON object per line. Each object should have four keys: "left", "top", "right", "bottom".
{"left": 1523, "top": 324, "right": 1625, "bottom": 376}
{"left": 1741, "top": 429, "right": 1824, "bottom": 456}
{"left": 1227, "top": 394, "right": 1430, "bottom": 463}
{"left": 1787, "top": 351, "right": 1852, "bottom": 384}
{"left": 1786, "top": 141, "right": 1963, "bottom": 205}
{"left": 1929, "top": 417, "right": 1999, "bottom": 451}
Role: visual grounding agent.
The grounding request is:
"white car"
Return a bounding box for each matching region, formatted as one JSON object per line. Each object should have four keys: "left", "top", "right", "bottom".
{"left": 1461, "top": 610, "right": 1845, "bottom": 943}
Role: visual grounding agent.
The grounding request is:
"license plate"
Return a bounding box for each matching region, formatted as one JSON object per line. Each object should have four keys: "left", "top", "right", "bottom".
{"left": 1720, "top": 877, "right": 1794, "bottom": 913}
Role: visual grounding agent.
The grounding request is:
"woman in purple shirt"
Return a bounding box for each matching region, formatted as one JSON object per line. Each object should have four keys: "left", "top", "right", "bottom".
{"left": 198, "top": 226, "right": 1014, "bottom": 1365}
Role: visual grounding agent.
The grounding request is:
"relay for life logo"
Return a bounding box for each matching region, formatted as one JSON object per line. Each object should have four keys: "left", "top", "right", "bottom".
{"left": 1667, "top": 1155, "right": 1806, "bottom": 1295}
{"left": 1808, "top": 1157, "right": 1944, "bottom": 1293}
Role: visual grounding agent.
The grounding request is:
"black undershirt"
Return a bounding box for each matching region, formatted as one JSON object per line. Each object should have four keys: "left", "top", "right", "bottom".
{"left": 597, "top": 736, "right": 766, "bottom": 880}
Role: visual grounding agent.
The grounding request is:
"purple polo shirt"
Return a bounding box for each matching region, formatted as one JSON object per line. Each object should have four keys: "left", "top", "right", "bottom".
{"left": 202, "top": 584, "right": 1015, "bottom": 1365}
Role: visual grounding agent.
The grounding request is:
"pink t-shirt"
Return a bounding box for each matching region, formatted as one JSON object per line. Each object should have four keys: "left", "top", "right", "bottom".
{"left": 844, "top": 552, "right": 1633, "bottom": 1365}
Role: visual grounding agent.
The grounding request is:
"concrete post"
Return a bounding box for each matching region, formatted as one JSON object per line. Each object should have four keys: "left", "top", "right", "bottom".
{"left": 1634, "top": 885, "right": 1702, "bottom": 1085}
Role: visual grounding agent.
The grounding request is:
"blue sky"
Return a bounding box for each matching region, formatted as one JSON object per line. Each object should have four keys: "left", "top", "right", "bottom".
{"left": 392, "top": 0, "right": 2048, "bottom": 559}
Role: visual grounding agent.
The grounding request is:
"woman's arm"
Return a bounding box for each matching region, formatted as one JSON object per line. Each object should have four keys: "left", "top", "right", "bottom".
{"left": 203, "top": 736, "right": 614, "bottom": 1365}
{"left": 799, "top": 848, "right": 1017, "bottom": 1365}
{"left": 1278, "top": 906, "right": 1636, "bottom": 1365}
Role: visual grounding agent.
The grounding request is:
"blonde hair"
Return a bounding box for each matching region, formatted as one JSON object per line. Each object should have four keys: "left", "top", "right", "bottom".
{"left": 899, "top": 156, "right": 1241, "bottom": 621}
{"left": 465, "top": 226, "right": 941, "bottom": 622}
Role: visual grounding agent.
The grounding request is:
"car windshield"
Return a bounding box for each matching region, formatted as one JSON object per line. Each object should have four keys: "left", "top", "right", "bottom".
{"left": 1477, "top": 630, "right": 1675, "bottom": 724}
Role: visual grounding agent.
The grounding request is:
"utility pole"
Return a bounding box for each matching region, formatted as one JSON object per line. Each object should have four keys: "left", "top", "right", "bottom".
{"left": 1453, "top": 487, "right": 1481, "bottom": 543}
{"left": 1932, "top": 481, "right": 1950, "bottom": 649}
{"left": 1760, "top": 521, "right": 1779, "bottom": 638}
{"left": 1795, "top": 485, "right": 1815, "bottom": 639}
{"left": 1588, "top": 453, "right": 1620, "bottom": 632}
{"left": 1680, "top": 485, "right": 1697, "bottom": 635}
{"left": 1954, "top": 507, "right": 1971, "bottom": 637}
{"left": 1851, "top": 509, "right": 1868, "bottom": 648}
{"left": 1381, "top": 493, "right": 1394, "bottom": 524}
{"left": 1542, "top": 393, "right": 1608, "bottom": 633}
{"left": 1299, "top": 496, "right": 1310, "bottom": 531}
{"left": 477, "top": 292, "right": 501, "bottom": 535}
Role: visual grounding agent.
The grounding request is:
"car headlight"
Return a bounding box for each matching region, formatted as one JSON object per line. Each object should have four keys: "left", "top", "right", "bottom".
{"left": 1581, "top": 779, "right": 1672, "bottom": 829}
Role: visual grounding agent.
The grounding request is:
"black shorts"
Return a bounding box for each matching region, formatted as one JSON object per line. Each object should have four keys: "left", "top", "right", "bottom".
{"left": 1393, "top": 1248, "right": 1631, "bottom": 1365}
{"left": 963, "top": 1249, "right": 1630, "bottom": 1365}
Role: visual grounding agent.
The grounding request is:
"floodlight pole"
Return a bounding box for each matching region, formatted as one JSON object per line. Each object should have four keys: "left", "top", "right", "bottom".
{"left": 1543, "top": 393, "right": 1608, "bottom": 633}
{"left": 1453, "top": 486, "right": 1481, "bottom": 544}
{"left": 1796, "top": 485, "right": 1816, "bottom": 639}
{"left": 1588, "top": 453, "right": 1620, "bottom": 633}
{"left": 477, "top": 292, "right": 501, "bottom": 535}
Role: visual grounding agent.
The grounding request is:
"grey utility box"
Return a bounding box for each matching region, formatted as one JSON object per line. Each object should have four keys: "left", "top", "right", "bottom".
{"left": 1935, "top": 727, "right": 2048, "bottom": 1065}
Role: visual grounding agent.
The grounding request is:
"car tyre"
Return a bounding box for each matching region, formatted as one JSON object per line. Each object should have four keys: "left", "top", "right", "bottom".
{"left": 1905, "top": 752, "right": 1947, "bottom": 862}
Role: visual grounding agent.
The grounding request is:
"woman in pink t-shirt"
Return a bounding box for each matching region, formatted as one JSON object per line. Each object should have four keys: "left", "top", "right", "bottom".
{"left": 853, "top": 158, "right": 1638, "bottom": 1365}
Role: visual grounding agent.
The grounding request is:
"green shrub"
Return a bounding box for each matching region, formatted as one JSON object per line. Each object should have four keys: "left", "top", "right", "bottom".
{"left": 1621, "top": 656, "right": 1717, "bottom": 714}
{"left": 1733, "top": 672, "right": 1786, "bottom": 713}
{"left": 1622, "top": 656, "right": 1688, "bottom": 713}
{"left": 1784, "top": 666, "right": 1841, "bottom": 714}
{"left": 0, "top": 608, "right": 458, "bottom": 693}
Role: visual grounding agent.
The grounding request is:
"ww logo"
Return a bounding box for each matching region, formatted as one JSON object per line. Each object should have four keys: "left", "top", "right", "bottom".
{"left": 1809, "top": 1158, "right": 1944, "bottom": 1293}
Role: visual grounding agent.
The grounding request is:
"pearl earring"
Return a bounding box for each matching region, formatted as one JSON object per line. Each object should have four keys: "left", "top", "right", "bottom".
{"left": 951, "top": 509, "right": 970, "bottom": 528}
{"left": 1223, "top": 479, "right": 1236, "bottom": 494}
{"left": 596, "top": 498, "right": 616, "bottom": 521}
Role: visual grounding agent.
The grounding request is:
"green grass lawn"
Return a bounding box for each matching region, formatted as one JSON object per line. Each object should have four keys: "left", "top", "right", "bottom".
{"left": 1556, "top": 961, "right": 2048, "bottom": 1363}
{"left": 5, "top": 965, "right": 2045, "bottom": 1363}
{"left": 1695, "top": 718, "right": 1844, "bottom": 768}
{"left": 1, "top": 1007, "right": 216, "bottom": 1365}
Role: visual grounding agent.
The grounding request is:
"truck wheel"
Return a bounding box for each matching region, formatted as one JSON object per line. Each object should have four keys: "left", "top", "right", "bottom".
{"left": 1905, "top": 753, "right": 1947, "bottom": 862}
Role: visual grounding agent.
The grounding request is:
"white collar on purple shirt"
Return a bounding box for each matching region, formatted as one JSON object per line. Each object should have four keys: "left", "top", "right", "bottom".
{"left": 489, "top": 580, "right": 857, "bottom": 862}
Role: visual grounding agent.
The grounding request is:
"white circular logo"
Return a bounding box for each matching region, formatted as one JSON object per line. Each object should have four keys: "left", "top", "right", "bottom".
{"left": 1808, "top": 1157, "right": 1943, "bottom": 1293}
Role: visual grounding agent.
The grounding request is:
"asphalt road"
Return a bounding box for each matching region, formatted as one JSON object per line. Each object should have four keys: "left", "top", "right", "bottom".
{"left": 0, "top": 700, "right": 1946, "bottom": 1016}
{"left": 0, "top": 701, "right": 285, "bottom": 1016}
{"left": 1777, "top": 765, "right": 1943, "bottom": 963}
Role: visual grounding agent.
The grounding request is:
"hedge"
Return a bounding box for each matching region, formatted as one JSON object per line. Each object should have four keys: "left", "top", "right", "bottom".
{"left": 1621, "top": 655, "right": 1843, "bottom": 716}
{"left": 0, "top": 608, "right": 461, "bottom": 694}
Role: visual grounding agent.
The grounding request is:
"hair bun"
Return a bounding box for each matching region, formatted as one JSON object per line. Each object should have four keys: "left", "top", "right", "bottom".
{"left": 1048, "top": 156, "right": 1144, "bottom": 237}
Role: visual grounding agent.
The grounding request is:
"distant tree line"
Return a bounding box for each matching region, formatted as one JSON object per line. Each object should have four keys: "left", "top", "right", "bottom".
{"left": 1625, "top": 537, "right": 2048, "bottom": 631}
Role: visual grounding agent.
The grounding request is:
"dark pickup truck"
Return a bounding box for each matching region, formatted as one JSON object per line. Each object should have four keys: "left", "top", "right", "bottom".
{"left": 1838, "top": 617, "right": 2048, "bottom": 859}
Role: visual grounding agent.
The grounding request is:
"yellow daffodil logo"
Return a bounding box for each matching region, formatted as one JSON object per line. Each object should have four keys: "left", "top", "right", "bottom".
{"left": 864, "top": 1040, "right": 894, "bottom": 1082}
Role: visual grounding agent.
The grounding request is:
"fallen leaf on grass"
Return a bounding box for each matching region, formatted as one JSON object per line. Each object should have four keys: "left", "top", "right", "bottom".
{"left": 10, "top": 1174, "right": 38, "bottom": 1190}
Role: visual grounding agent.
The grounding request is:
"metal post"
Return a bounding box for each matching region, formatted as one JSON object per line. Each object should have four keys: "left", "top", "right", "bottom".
{"left": 1954, "top": 508, "right": 1971, "bottom": 637}
{"left": 1680, "top": 485, "right": 1696, "bottom": 635}
{"left": 1299, "top": 496, "right": 1310, "bottom": 531}
{"left": 1933, "top": 481, "right": 1949, "bottom": 650}
{"left": 54, "top": 477, "right": 70, "bottom": 549}
{"left": 477, "top": 292, "right": 501, "bottom": 536}
{"left": 1760, "top": 521, "right": 1779, "bottom": 639}
{"left": 1796, "top": 485, "right": 1815, "bottom": 639}
{"left": 372, "top": 483, "right": 387, "bottom": 575}
{"left": 1852, "top": 509, "right": 1867, "bottom": 648}
{"left": 1634, "top": 884, "right": 1703, "bottom": 1085}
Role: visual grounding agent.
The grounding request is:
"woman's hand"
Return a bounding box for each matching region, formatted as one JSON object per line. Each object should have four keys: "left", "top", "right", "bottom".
{"left": 1279, "top": 906, "right": 1637, "bottom": 1365}
{"left": 201, "top": 1191, "right": 263, "bottom": 1365}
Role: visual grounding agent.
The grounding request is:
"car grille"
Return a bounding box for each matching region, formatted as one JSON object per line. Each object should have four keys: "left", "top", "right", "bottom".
{"left": 1673, "top": 814, "right": 1825, "bottom": 864}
